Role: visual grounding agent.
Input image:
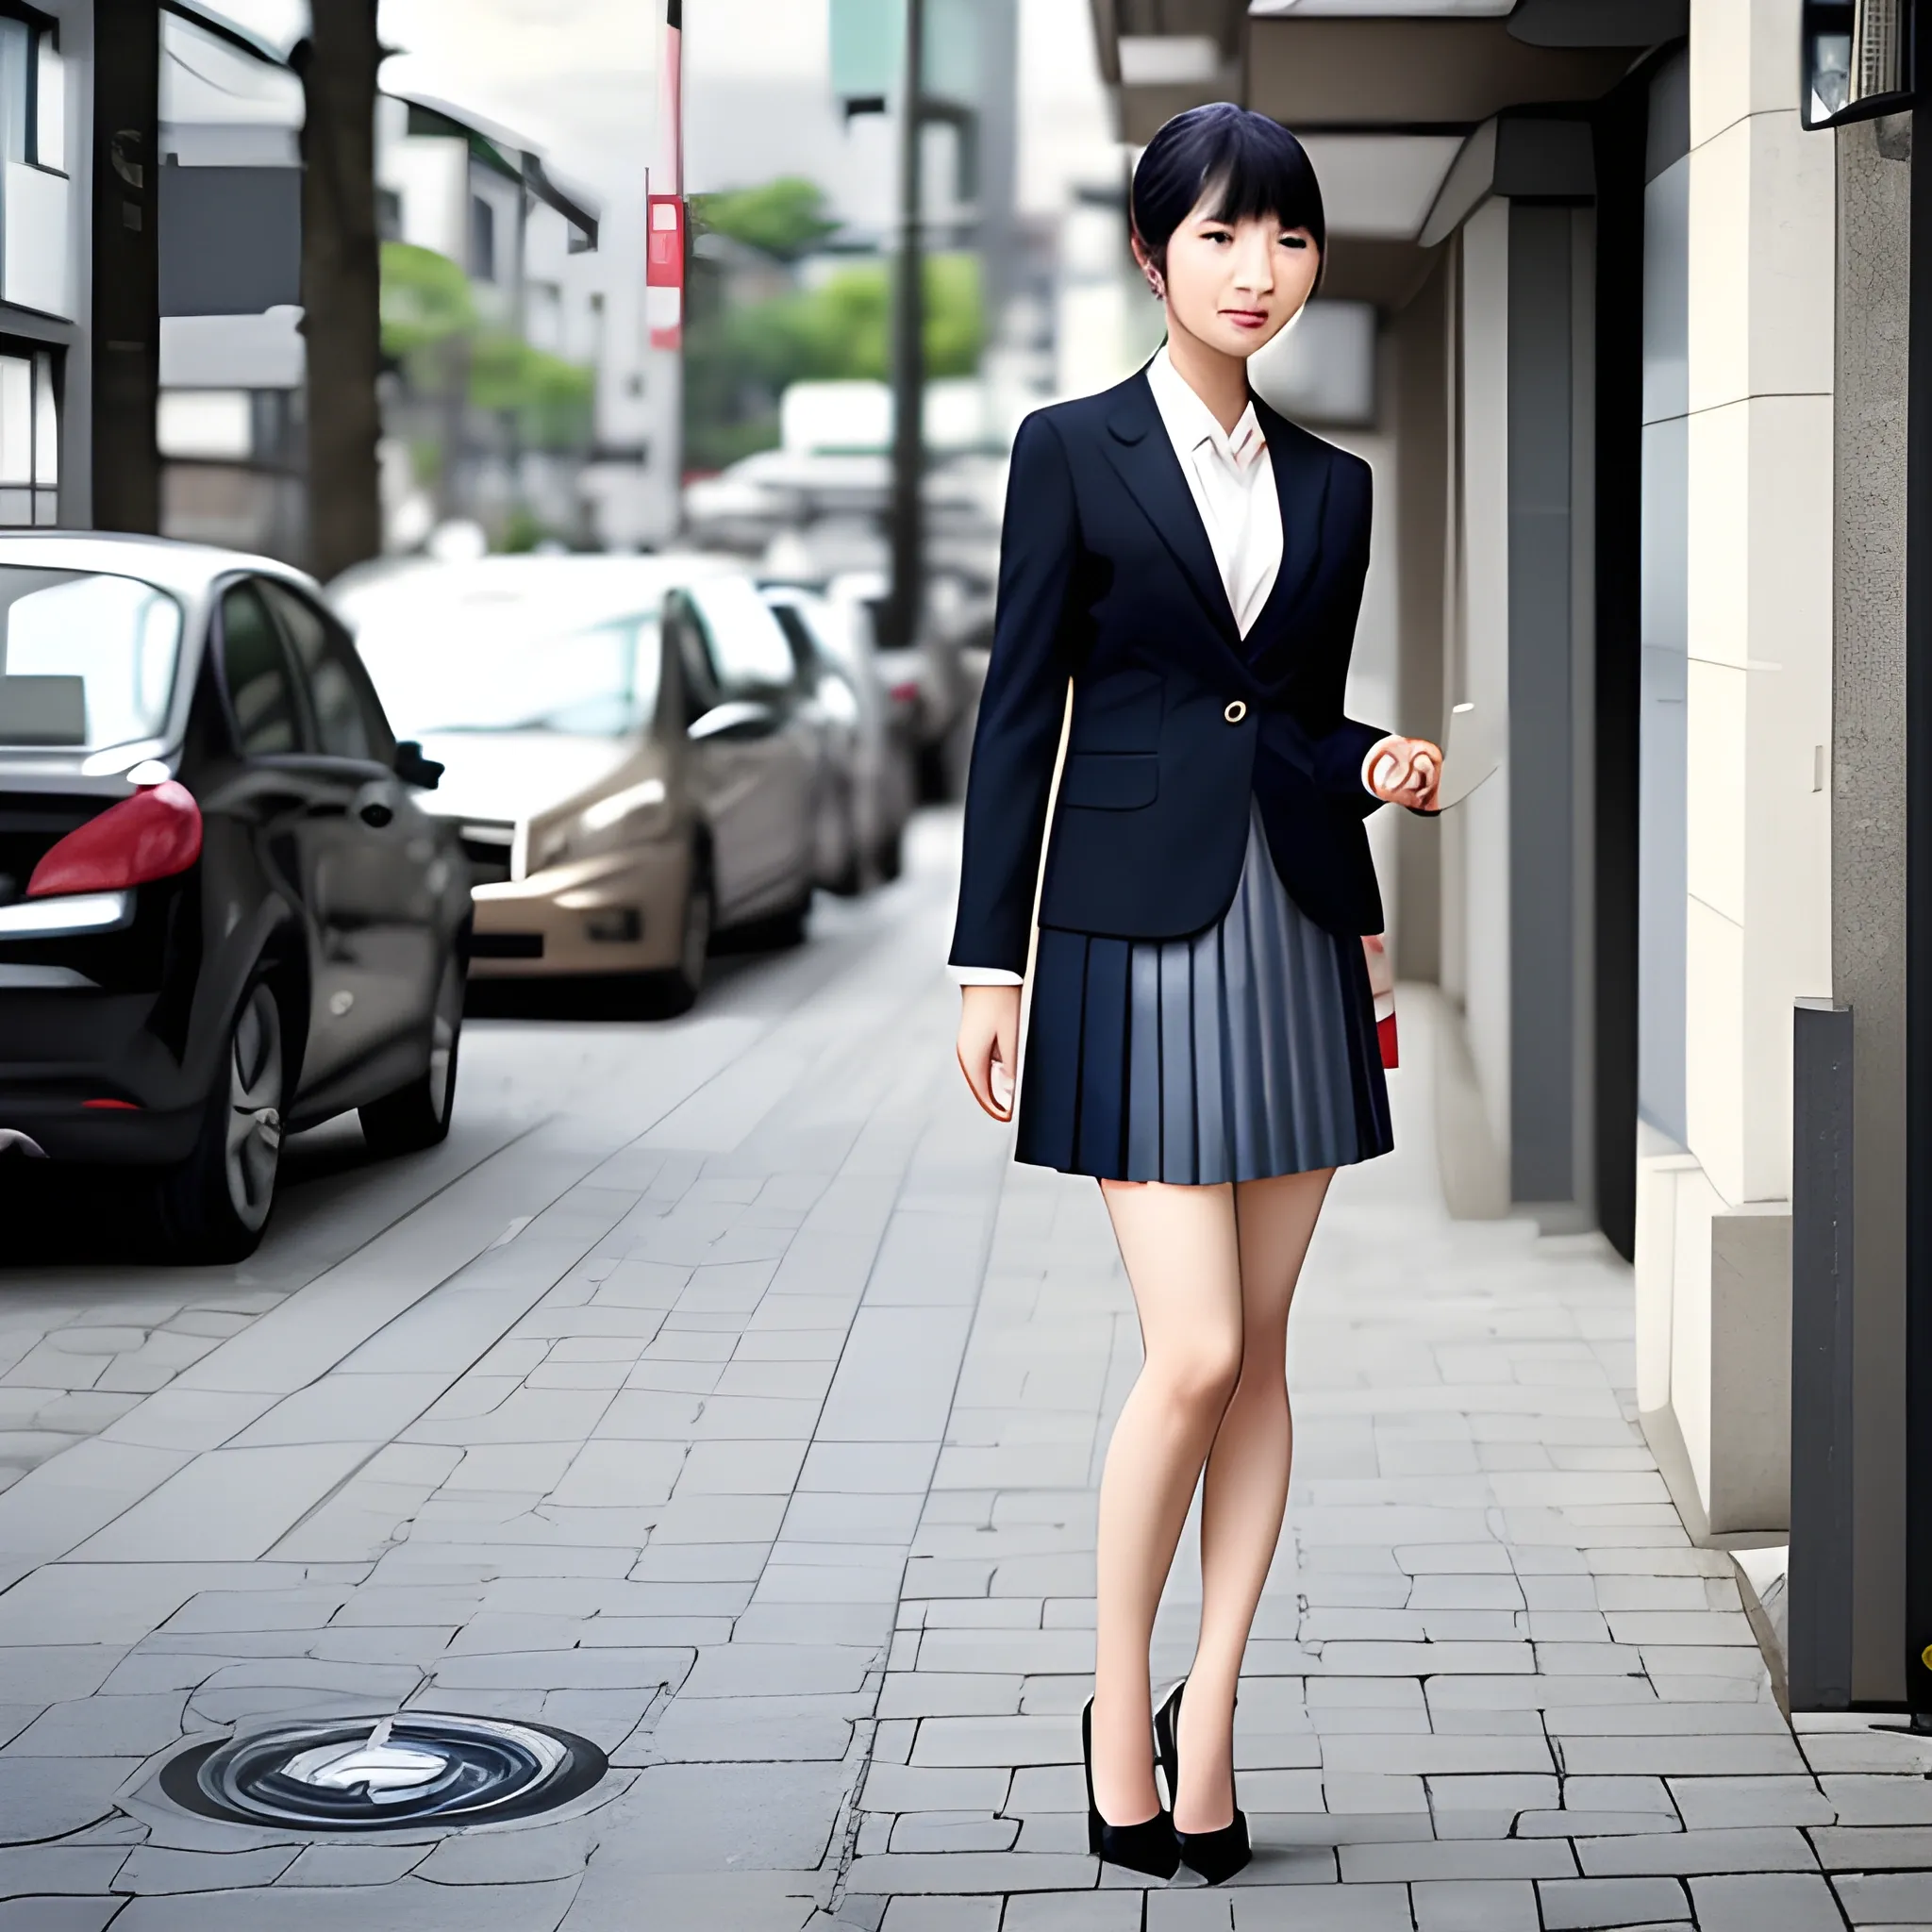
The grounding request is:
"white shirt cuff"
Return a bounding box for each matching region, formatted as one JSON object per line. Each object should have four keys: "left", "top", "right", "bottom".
{"left": 950, "top": 966, "right": 1024, "bottom": 987}
{"left": 1361, "top": 736, "right": 1402, "bottom": 796}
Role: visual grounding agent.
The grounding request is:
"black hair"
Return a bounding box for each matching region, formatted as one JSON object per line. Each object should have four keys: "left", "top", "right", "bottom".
{"left": 1129, "top": 102, "right": 1325, "bottom": 283}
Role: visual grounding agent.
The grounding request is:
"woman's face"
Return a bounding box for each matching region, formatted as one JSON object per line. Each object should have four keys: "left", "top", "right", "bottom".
{"left": 1141, "top": 190, "right": 1320, "bottom": 360}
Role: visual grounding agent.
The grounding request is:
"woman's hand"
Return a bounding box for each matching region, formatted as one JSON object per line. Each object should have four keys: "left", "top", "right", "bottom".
{"left": 1368, "top": 735, "right": 1442, "bottom": 813}
{"left": 957, "top": 983, "right": 1022, "bottom": 1122}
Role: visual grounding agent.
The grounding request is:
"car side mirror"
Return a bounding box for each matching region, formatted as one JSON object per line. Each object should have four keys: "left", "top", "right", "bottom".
{"left": 689, "top": 699, "right": 777, "bottom": 743}
{"left": 394, "top": 739, "right": 443, "bottom": 790}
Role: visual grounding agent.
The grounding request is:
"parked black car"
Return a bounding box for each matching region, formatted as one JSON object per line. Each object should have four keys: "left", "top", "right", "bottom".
{"left": 0, "top": 536, "right": 471, "bottom": 1261}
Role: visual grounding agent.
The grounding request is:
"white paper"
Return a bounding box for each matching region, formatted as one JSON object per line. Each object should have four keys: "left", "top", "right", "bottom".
{"left": 1436, "top": 700, "right": 1501, "bottom": 810}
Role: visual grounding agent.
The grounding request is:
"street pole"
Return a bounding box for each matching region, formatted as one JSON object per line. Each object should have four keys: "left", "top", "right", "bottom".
{"left": 91, "top": 0, "right": 160, "bottom": 533}
{"left": 884, "top": 0, "right": 925, "bottom": 649}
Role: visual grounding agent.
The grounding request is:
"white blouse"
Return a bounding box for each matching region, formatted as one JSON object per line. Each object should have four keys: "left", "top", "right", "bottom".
{"left": 952, "top": 347, "right": 1391, "bottom": 987}
{"left": 1143, "top": 342, "right": 1282, "bottom": 640}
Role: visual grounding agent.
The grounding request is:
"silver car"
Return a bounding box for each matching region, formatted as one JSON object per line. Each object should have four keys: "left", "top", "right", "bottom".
{"left": 334, "top": 556, "right": 823, "bottom": 1011}
{"left": 764, "top": 583, "right": 915, "bottom": 889}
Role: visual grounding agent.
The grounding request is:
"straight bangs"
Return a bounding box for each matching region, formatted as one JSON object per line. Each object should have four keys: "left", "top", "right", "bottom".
{"left": 1200, "top": 142, "right": 1324, "bottom": 245}
{"left": 1131, "top": 103, "right": 1327, "bottom": 277}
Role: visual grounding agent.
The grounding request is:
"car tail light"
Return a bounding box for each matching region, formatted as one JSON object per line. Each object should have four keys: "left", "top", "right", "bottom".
{"left": 26, "top": 781, "right": 203, "bottom": 899}
{"left": 888, "top": 680, "right": 922, "bottom": 704}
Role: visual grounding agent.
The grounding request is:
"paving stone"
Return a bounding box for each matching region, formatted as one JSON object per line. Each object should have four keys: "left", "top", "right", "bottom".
{"left": 1000, "top": 1895, "right": 1141, "bottom": 1929}
{"left": 879, "top": 1901, "right": 1002, "bottom": 1931}
{"left": 1227, "top": 1887, "right": 1413, "bottom": 1929}
{"left": 1688, "top": 1873, "right": 1843, "bottom": 1931}
{"left": 1557, "top": 1735, "right": 1808, "bottom": 1776}
{"left": 277, "top": 1842, "right": 431, "bottom": 1886}
{"left": 1811, "top": 1824, "right": 1932, "bottom": 1869}
{"left": 115, "top": 1845, "right": 302, "bottom": 1893}
{"left": 1409, "top": 1878, "right": 1541, "bottom": 1929}
{"left": 0, "top": 1903, "right": 125, "bottom": 1931}
{"left": 0, "top": 1845, "right": 128, "bottom": 1894}
{"left": 1821, "top": 1772, "right": 1932, "bottom": 1825}
{"left": 1832, "top": 1870, "right": 1932, "bottom": 1922}
{"left": 1576, "top": 1827, "right": 1818, "bottom": 1876}
{"left": 112, "top": 1875, "right": 582, "bottom": 1928}
{"left": 888, "top": 1813, "right": 1019, "bottom": 1853}
{"left": 1537, "top": 1876, "right": 1690, "bottom": 1928}
{"left": 0, "top": 1755, "right": 136, "bottom": 1844}
{"left": 1338, "top": 1839, "right": 1575, "bottom": 1881}
{"left": 1668, "top": 1775, "right": 1835, "bottom": 1829}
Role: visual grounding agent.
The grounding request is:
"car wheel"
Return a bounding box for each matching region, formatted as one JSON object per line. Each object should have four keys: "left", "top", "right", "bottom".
{"left": 651, "top": 854, "right": 713, "bottom": 1016}
{"left": 822, "top": 782, "right": 863, "bottom": 897}
{"left": 151, "top": 979, "right": 285, "bottom": 1263}
{"left": 360, "top": 951, "right": 463, "bottom": 1157}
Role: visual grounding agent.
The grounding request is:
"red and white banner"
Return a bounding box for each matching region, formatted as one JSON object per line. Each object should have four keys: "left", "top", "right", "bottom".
{"left": 647, "top": 0, "right": 684, "bottom": 350}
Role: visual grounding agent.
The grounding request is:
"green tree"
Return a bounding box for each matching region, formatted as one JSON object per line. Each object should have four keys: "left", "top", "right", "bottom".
{"left": 379, "top": 241, "right": 475, "bottom": 354}
{"left": 380, "top": 242, "right": 595, "bottom": 458}
{"left": 691, "top": 178, "right": 841, "bottom": 262}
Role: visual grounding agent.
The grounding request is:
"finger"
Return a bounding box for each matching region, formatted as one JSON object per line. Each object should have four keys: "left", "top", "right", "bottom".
{"left": 956, "top": 1039, "right": 996, "bottom": 1117}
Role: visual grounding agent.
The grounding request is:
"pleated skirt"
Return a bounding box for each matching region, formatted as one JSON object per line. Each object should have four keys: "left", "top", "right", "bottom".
{"left": 1015, "top": 803, "right": 1392, "bottom": 1185}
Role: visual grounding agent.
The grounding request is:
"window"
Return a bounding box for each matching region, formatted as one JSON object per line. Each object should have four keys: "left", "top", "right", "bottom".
{"left": 220, "top": 582, "right": 300, "bottom": 757}
{"left": 0, "top": 567, "right": 180, "bottom": 749}
{"left": 684, "top": 579, "right": 796, "bottom": 698}
{"left": 0, "top": 344, "right": 57, "bottom": 526}
{"left": 662, "top": 591, "right": 719, "bottom": 726}
{"left": 260, "top": 578, "right": 390, "bottom": 762}
{"left": 32, "top": 26, "right": 60, "bottom": 172}
{"left": 470, "top": 194, "right": 496, "bottom": 282}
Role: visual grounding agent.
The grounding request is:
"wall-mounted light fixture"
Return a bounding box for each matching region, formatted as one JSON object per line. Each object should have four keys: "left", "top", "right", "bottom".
{"left": 1801, "top": 0, "right": 1915, "bottom": 129}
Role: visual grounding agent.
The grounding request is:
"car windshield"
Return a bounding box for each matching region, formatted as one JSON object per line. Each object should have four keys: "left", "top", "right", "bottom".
{"left": 356, "top": 611, "right": 661, "bottom": 738}
{"left": 0, "top": 566, "right": 183, "bottom": 750}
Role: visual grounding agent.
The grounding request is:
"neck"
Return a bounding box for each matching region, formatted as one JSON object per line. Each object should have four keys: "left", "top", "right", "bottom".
{"left": 1164, "top": 323, "right": 1251, "bottom": 435}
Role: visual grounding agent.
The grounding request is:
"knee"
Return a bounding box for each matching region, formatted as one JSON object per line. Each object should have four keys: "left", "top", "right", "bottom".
{"left": 1148, "top": 1336, "right": 1242, "bottom": 1420}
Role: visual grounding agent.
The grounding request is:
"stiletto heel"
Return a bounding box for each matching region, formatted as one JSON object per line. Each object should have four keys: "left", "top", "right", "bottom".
{"left": 1154, "top": 1678, "right": 1251, "bottom": 1885}
{"left": 1082, "top": 1697, "right": 1179, "bottom": 1879}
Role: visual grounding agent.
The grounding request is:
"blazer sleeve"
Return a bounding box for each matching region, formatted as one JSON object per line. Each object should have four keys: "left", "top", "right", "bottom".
{"left": 948, "top": 412, "right": 1080, "bottom": 978}
{"left": 1307, "top": 453, "right": 1389, "bottom": 820}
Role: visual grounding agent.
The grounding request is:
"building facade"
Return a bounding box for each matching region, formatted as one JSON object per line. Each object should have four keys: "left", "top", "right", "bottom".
{"left": 1089, "top": 0, "right": 1925, "bottom": 1711}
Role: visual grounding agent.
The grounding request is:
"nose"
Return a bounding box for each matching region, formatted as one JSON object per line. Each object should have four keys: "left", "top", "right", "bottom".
{"left": 1229, "top": 229, "right": 1274, "bottom": 293}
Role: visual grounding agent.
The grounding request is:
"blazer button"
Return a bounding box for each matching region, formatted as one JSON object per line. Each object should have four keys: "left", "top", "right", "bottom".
{"left": 1224, "top": 700, "right": 1248, "bottom": 724}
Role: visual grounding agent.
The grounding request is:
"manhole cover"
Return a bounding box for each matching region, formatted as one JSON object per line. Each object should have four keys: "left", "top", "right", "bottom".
{"left": 158, "top": 1713, "right": 608, "bottom": 1831}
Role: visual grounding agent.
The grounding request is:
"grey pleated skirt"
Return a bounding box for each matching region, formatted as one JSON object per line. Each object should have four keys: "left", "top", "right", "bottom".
{"left": 1014, "top": 803, "right": 1392, "bottom": 1185}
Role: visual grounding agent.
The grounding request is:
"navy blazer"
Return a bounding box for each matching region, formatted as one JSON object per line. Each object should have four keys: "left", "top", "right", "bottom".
{"left": 949, "top": 366, "right": 1390, "bottom": 980}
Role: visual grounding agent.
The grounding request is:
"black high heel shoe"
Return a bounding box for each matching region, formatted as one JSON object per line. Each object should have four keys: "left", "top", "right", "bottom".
{"left": 1081, "top": 1697, "right": 1179, "bottom": 1879}
{"left": 1154, "top": 1679, "right": 1251, "bottom": 1885}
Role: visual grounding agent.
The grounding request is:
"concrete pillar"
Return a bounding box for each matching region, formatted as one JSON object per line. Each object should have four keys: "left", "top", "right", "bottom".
{"left": 1829, "top": 108, "right": 1910, "bottom": 1701}
{"left": 1638, "top": 0, "right": 1834, "bottom": 1536}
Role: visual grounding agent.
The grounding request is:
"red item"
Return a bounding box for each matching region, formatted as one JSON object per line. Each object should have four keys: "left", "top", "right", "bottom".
{"left": 26, "top": 781, "right": 203, "bottom": 898}
{"left": 647, "top": 2, "right": 684, "bottom": 349}
{"left": 1362, "top": 933, "right": 1398, "bottom": 1070}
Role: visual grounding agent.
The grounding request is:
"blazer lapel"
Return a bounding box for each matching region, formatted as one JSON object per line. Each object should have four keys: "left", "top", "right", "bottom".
{"left": 1099, "top": 372, "right": 1239, "bottom": 645}
{"left": 1253, "top": 396, "right": 1333, "bottom": 641}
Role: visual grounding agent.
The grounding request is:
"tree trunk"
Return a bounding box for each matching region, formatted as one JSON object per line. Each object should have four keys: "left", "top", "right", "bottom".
{"left": 295, "top": 2, "right": 383, "bottom": 581}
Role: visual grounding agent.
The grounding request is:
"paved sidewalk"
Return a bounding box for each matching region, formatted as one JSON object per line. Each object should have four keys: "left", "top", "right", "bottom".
{"left": 0, "top": 820, "right": 1926, "bottom": 1929}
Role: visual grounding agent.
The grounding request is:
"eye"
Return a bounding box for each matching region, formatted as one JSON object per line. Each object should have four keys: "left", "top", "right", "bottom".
{"left": 1201, "top": 226, "right": 1233, "bottom": 245}
{"left": 1280, "top": 234, "right": 1309, "bottom": 250}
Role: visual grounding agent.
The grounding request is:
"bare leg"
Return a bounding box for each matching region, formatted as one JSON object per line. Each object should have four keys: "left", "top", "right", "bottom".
{"left": 1172, "top": 1166, "right": 1333, "bottom": 1834}
{"left": 1089, "top": 1177, "right": 1244, "bottom": 1825}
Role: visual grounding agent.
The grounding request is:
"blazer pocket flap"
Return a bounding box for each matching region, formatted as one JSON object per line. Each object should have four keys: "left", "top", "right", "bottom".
{"left": 1059, "top": 752, "right": 1158, "bottom": 810}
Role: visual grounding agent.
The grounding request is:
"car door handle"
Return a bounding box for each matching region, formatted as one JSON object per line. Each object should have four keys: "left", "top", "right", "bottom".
{"left": 358, "top": 800, "right": 394, "bottom": 828}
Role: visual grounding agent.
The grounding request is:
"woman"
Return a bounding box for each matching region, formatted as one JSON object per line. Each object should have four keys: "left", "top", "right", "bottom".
{"left": 950, "top": 104, "right": 1441, "bottom": 1885}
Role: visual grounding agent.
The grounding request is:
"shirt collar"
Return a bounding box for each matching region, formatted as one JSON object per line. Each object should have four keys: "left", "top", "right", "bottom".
{"left": 1146, "top": 343, "right": 1267, "bottom": 473}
